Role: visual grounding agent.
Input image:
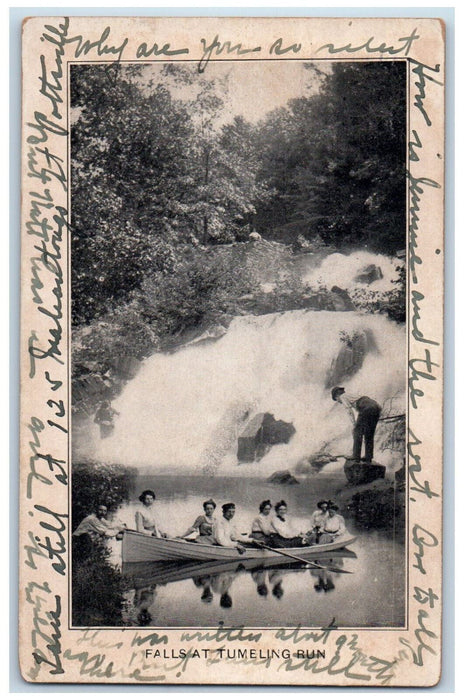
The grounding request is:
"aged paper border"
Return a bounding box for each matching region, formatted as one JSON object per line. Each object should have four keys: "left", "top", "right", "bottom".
{"left": 18, "top": 13, "right": 446, "bottom": 687}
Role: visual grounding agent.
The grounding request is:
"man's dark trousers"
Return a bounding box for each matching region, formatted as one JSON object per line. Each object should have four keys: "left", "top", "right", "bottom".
{"left": 352, "top": 396, "right": 381, "bottom": 462}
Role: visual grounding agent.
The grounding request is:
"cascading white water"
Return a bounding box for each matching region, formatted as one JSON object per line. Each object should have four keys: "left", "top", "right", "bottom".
{"left": 303, "top": 250, "right": 403, "bottom": 293}
{"left": 92, "top": 306, "right": 405, "bottom": 474}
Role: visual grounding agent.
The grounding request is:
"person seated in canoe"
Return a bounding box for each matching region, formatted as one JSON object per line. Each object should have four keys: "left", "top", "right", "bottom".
{"left": 305, "top": 500, "right": 330, "bottom": 545}
{"left": 73, "top": 504, "right": 126, "bottom": 541}
{"left": 135, "top": 490, "right": 167, "bottom": 538}
{"left": 317, "top": 502, "right": 346, "bottom": 543}
{"left": 250, "top": 499, "right": 273, "bottom": 543}
{"left": 180, "top": 499, "right": 217, "bottom": 543}
{"left": 269, "top": 500, "right": 305, "bottom": 548}
{"left": 212, "top": 503, "right": 251, "bottom": 554}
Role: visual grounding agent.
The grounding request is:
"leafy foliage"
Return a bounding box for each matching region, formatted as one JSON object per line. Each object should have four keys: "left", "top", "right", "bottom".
{"left": 254, "top": 62, "right": 406, "bottom": 251}
{"left": 71, "top": 460, "right": 136, "bottom": 626}
{"left": 71, "top": 65, "right": 193, "bottom": 323}
{"left": 350, "top": 265, "right": 406, "bottom": 322}
{"left": 346, "top": 487, "right": 405, "bottom": 534}
{"left": 72, "top": 536, "right": 128, "bottom": 627}
{"left": 140, "top": 245, "right": 261, "bottom": 335}
{"left": 72, "top": 462, "right": 137, "bottom": 529}
{"left": 71, "top": 62, "right": 406, "bottom": 329}
{"left": 71, "top": 65, "right": 273, "bottom": 324}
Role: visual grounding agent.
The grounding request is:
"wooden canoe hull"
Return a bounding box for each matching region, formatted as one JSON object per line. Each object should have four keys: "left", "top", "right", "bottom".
{"left": 121, "top": 530, "right": 357, "bottom": 563}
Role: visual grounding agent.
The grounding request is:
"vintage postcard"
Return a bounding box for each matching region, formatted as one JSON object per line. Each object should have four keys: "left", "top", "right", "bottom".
{"left": 20, "top": 16, "right": 445, "bottom": 685}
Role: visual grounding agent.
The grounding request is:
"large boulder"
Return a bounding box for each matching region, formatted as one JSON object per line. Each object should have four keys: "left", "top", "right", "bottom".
{"left": 267, "top": 470, "right": 299, "bottom": 485}
{"left": 344, "top": 459, "right": 386, "bottom": 485}
{"left": 261, "top": 413, "right": 296, "bottom": 445}
{"left": 354, "top": 264, "right": 383, "bottom": 284}
{"left": 331, "top": 286, "right": 355, "bottom": 310}
{"left": 237, "top": 413, "right": 295, "bottom": 462}
{"left": 237, "top": 413, "right": 268, "bottom": 462}
{"left": 326, "top": 328, "right": 378, "bottom": 387}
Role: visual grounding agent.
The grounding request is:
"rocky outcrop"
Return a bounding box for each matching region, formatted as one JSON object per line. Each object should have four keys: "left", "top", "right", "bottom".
{"left": 295, "top": 452, "right": 342, "bottom": 475}
{"left": 301, "top": 287, "right": 354, "bottom": 312}
{"left": 344, "top": 459, "right": 386, "bottom": 485}
{"left": 72, "top": 355, "right": 141, "bottom": 416}
{"left": 110, "top": 355, "right": 141, "bottom": 380}
{"left": 267, "top": 470, "right": 299, "bottom": 485}
{"left": 184, "top": 325, "right": 228, "bottom": 347}
{"left": 354, "top": 263, "right": 383, "bottom": 284}
{"left": 326, "top": 328, "right": 378, "bottom": 387}
{"left": 72, "top": 372, "right": 115, "bottom": 404}
{"left": 237, "top": 413, "right": 295, "bottom": 462}
{"left": 331, "top": 286, "right": 356, "bottom": 310}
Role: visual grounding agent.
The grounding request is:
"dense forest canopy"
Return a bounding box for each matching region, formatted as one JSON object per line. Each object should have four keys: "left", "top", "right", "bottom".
{"left": 71, "top": 61, "right": 406, "bottom": 326}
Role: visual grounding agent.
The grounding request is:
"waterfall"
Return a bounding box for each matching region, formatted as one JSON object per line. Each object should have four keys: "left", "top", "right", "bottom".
{"left": 91, "top": 308, "right": 405, "bottom": 474}
{"left": 303, "top": 250, "right": 403, "bottom": 293}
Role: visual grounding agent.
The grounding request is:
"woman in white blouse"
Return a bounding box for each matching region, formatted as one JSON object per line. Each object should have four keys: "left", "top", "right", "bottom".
{"left": 135, "top": 490, "right": 166, "bottom": 537}
{"left": 305, "top": 500, "right": 330, "bottom": 545}
{"left": 318, "top": 502, "right": 346, "bottom": 543}
{"left": 269, "top": 500, "right": 304, "bottom": 548}
{"left": 250, "top": 500, "right": 273, "bottom": 542}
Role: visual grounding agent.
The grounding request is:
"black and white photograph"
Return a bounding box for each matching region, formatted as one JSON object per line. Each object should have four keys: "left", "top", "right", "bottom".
{"left": 70, "top": 59, "right": 407, "bottom": 630}
{"left": 19, "top": 15, "right": 445, "bottom": 686}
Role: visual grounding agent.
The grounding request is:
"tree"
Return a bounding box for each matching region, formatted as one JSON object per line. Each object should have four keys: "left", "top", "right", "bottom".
{"left": 71, "top": 65, "right": 196, "bottom": 324}
{"left": 254, "top": 62, "right": 406, "bottom": 252}
{"left": 187, "top": 115, "right": 272, "bottom": 244}
{"left": 161, "top": 67, "right": 271, "bottom": 244}
{"left": 71, "top": 65, "right": 272, "bottom": 324}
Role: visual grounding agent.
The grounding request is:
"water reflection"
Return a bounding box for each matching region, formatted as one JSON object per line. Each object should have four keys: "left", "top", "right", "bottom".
{"left": 134, "top": 585, "right": 157, "bottom": 626}
{"left": 193, "top": 575, "right": 214, "bottom": 604}
{"left": 113, "top": 474, "right": 404, "bottom": 628}
{"left": 122, "top": 551, "right": 355, "bottom": 626}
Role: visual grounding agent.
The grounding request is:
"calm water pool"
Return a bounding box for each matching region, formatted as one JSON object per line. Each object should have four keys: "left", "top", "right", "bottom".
{"left": 113, "top": 472, "right": 405, "bottom": 629}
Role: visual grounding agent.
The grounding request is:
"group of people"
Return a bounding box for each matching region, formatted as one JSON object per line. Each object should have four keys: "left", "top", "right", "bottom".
{"left": 73, "top": 490, "right": 347, "bottom": 554}
{"left": 76, "top": 385, "right": 379, "bottom": 546}
{"left": 134, "top": 490, "right": 346, "bottom": 553}
{"left": 251, "top": 498, "right": 346, "bottom": 549}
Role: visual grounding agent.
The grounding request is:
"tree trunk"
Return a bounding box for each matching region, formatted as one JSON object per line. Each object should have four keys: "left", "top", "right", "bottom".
{"left": 203, "top": 148, "right": 210, "bottom": 245}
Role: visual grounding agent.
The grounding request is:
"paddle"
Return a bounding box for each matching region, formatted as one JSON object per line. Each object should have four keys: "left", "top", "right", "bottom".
{"left": 250, "top": 539, "right": 353, "bottom": 574}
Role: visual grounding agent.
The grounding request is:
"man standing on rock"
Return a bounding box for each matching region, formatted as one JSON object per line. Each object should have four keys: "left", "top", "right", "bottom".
{"left": 331, "top": 387, "right": 381, "bottom": 463}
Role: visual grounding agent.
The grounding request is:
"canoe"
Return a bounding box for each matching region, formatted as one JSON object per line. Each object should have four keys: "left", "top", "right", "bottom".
{"left": 121, "top": 529, "right": 357, "bottom": 563}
